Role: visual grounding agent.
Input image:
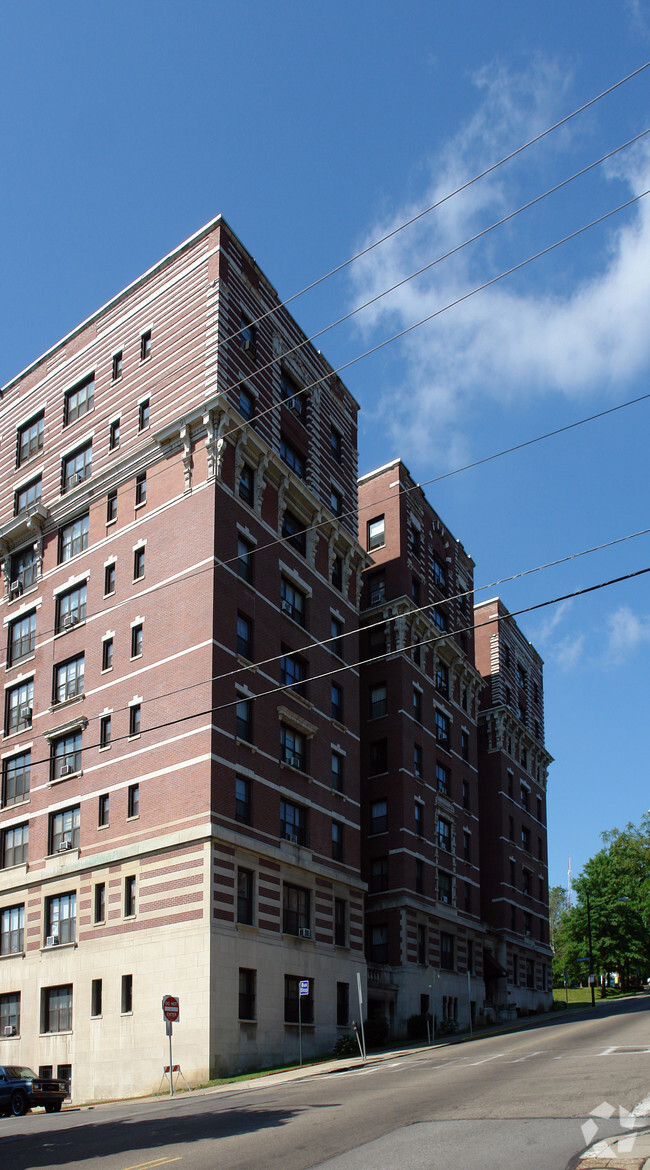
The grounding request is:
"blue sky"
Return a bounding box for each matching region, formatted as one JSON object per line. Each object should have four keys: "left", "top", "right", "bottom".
{"left": 1, "top": 1, "right": 649, "bottom": 894}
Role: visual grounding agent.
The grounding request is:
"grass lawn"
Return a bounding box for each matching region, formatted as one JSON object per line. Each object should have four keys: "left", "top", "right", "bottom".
{"left": 553, "top": 986, "right": 641, "bottom": 1005}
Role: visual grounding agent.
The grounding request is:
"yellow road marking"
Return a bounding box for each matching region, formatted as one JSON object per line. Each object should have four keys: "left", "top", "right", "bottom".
{"left": 121, "top": 1159, "right": 182, "bottom": 1169}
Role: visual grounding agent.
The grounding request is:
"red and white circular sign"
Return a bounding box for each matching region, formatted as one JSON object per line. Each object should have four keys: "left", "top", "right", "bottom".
{"left": 162, "top": 995, "right": 180, "bottom": 1022}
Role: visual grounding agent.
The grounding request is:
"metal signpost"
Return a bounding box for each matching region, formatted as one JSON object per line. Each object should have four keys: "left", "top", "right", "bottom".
{"left": 162, "top": 995, "right": 180, "bottom": 1096}
{"left": 356, "top": 972, "right": 367, "bottom": 1061}
{"left": 298, "top": 980, "right": 309, "bottom": 1066}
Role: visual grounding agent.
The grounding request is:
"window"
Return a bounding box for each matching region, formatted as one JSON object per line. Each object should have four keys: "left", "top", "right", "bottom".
{"left": 57, "top": 582, "right": 87, "bottom": 631}
{"left": 369, "top": 683, "right": 387, "bottom": 719}
{"left": 522, "top": 869, "right": 531, "bottom": 896}
{"left": 432, "top": 555, "right": 446, "bottom": 591}
{"left": 112, "top": 350, "right": 122, "bottom": 381}
{"left": 239, "top": 386, "right": 255, "bottom": 421}
{"left": 431, "top": 606, "right": 447, "bottom": 632}
{"left": 331, "top": 820, "right": 343, "bottom": 862}
{"left": 370, "top": 856, "right": 388, "bottom": 893}
{"left": 100, "top": 714, "right": 111, "bottom": 748}
{"left": 17, "top": 412, "right": 44, "bottom": 466}
{"left": 135, "top": 472, "right": 147, "bottom": 505}
{"left": 413, "top": 687, "right": 422, "bottom": 722}
{"left": 106, "top": 489, "right": 118, "bottom": 522}
{"left": 9, "top": 545, "right": 39, "bottom": 592}
{"left": 414, "top": 801, "right": 423, "bottom": 836}
{"left": 417, "top": 923, "right": 427, "bottom": 963}
{"left": 138, "top": 398, "right": 150, "bottom": 431}
{"left": 508, "top": 815, "right": 514, "bottom": 841}
{"left": 281, "top": 799, "right": 306, "bottom": 845}
{"left": 285, "top": 975, "right": 313, "bottom": 1023}
{"left": 46, "top": 893, "right": 76, "bottom": 945}
{"left": 2, "top": 751, "right": 31, "bottom": 806}
{"left": 331, "top": 751, "right": 344, "bottom": 792}
{"left": 49, "top": 806, "right": 80, "bottom": 853}
{"left": 239, "top": 969, "right": 256, "bottom": 1020}
{"left": 236, "top": 696, "right": 252, "bottom": 742}
{"left": 102, "top": 637, "right": 114, "bottom": 671}
{"left": 463, "top": 832, "right": 471, "bottom": 861}
{"left": 52, "top": 730, "right": 82, "bottom": 780}
{"left": 240, "top": 314, "right": 256, "bottom": 359}
{"left": 237, "top": 868, "right": 254, "bottom": 925}
{"left": 140, "top": 329, "right": 152, "bottom": 361}
{"left": 281, "top": 651, "right": 306, "bottom": 697}
{"left": 520, "top": 784, "right": 529, "bottom": 811}
{"left": 367, "top": 516, "right": 385, "bottom": 551}
{"left": 369, "top": 622, "right": 386, "bottom": 657}
{"left": 109, "top": 419, "right": 121, "bottom": 450}
{"left": 370, "top": 799, "right": 387, "bottom": 834}
{"left": 337, "top": 982, "right": 349, "bottom": 1025}
{"left": 5, "top": 678, "right": 33, "bottom": 734}
{"left": 0, "top": 993, "right": 20, "bottom": 1035}
{"left": 331, "top": 554, "right": 343, "bottom": 591}
{"left": 283, "top": 885, "right": 310, "bottom": 935}
{"left": 64, "top": 374, "right": 94, "bottom": 425}
{"left": 414, "top": 742, "right": 423, "bottom": 777}
{"left": 369, "top": 572, "right": 386, "bottom": 605}
{"left": 60, "top": 515, "right": 89, "bottom": 563}
{"left": 334, "top": 899, "right": 346, "bottom": 947}
{"left": 133, "top": 546, "right": 145, "bottom": 580}
{"left": 411, "top": 576, "right": 420, "bottom": 604}
{"left": 438, "top": 818, "right": 452, "bottom": 851}
{"left": 121, "top": 974, "right": 133, "bottom": 1014}
{"left": 104, "top": 561, "right": 116, "bottom": 595}
{"left": 235, "top": 776, "right": 251, "bottom": 824}
{"left": 518, "top": 704, "right": 527, "bottom": 726}
{"left": 98, "top": 794, "right": 109, "bottom": 827}
{"left": 127, "top": 784, "right": 139, "bottom": 818}
{"left": 282, "top": 510, "right": 306, "bottom": 557}
{"left": 436, "top": 763, "right": 450, "bottom": 795}
{"left": 462, "top": 780, "right": 470, "bottom": 809}
{"left": 438, "top": 871, "right": 452, "bottom": 905}
{"left": 237, "top": 613, "right": 252, "bottom": 658}
{"left": 510, "top": 859, "right": 516, "bottom": 886}
{"left": 14, "top": 476, "right": 41, "bottom": 515}
{"left": 2, "top": 824, "right": 28, "bottom": 868}
{"left": 526, "top": 958, "right": 535, "bottom": 987}
{"left": 517, "top": 663, "right": 527, "bottom": 689}
{"left": 409, "top": 524, "right": 421, "bottom": 558}
{"left": 524, "top": 913, "right": 532, "bottom": 939}
{"left": 42, "top": 985, "right": 73, "bottom": 1033}
{"left": 461, "top": 730, "right": 469, "bottom": 761}
{"left": 280, "top": 434, "right": 306, "bottom": 479}
{"left": 280, "top": 726, "right": 305, "bottom": 771}
{"left": 91, "top": 979, "right": 103, "bottom": 1017}
{"left": 522, "top": 826, "right": 531, "bottom": 852}
{"left": 280, "top": 370, "right": 305, "bottom": 421}
{"left": 63, "top": 442, "right": 92, "bottom": 490}
{"left": 129, "top": 704, "right": 141, "bottom": 737}
{"left": 330, "top": 487, "right": 343, "bottom": 517}
{"left": 237, "top": 535, "right": 253, "bottom": 583}
{"left": 435, "top": 709, "right": 450, "bottom": 749}
{"left": 129, "top": 623, "right": 143, "bottom": 659}
{"left": 440, "top": 931, "right": 455, "bottom": 970}
{"left": 435, "top": 662, "right": 449, "bottom": 697}
{"left": 330, "top": 615, "right": 343, "bottom": 657}
{"left": 330, "top": 427, "right": 342, "bottom": 463}
{"left": 124, "top": 876, "right": 136, "bottom": 917}
{"left": 238, "top": 462, "right": 254, "bottom": 505}
{"left": 53, "top": 654, "right": 85, "bottom": 704}
{"left": 280, "top": 577, "right": 305, "bottom": 624}
{"left": 0, "top": 906, "right": 24, "bottom": 955}
{"left": 503, "top": 645, "right": 510, "bottom": 668}
{"left": 8, "top": 611, "right": 36, "bottom": 666}
{"left": 331, "top": 682, "right": 343, "bottom": 721}
{"left": 370, "top": 924, "right": 388, "bottom": 964}
{"left": 369, "top": 738, "right": 387, "bottom": 774}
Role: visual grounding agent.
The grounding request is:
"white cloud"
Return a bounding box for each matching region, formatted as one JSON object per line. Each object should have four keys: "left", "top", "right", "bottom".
{"left": 550, "top": 633, "right": 586, "bottom": 672}
{"left": 606, "top": 605, "right": 650, "bottom": 661}
{"left": 350, "top": 59, "right": 650, "bottom": 467}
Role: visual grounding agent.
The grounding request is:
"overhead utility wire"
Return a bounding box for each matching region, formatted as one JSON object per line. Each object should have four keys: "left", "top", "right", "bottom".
{"left": 16, "top": 529, "right": 650, "bottom": 742}
{"left": 212, "top": 62, "right": 650, "bottom": 345}
{"left": 19, "top": 566, "right": 650, "bottom": 769}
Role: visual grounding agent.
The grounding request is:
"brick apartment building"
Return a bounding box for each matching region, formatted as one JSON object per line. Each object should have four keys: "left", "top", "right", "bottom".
{"left": 0, "top": 217, "right": 553, "bottom": 1103}
{"left": 0, "top": 217, "right": 369, "bottom": 1101}
{"left": 474, "top": 598, "right": 554, "bottom": 1012}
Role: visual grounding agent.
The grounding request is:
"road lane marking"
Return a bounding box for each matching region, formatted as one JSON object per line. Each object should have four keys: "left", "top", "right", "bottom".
{"left": 121, "top": 1159, "right": 182, "bottom": 1169}
{"left": 503, "top": 1050, "right": 545, "bottom": 1063}
{"left": 464, "top": 1053, "right": 506, "bottom": 1066}
{"left": 632, "top": 1094, "right": 650, "bottom": 1116}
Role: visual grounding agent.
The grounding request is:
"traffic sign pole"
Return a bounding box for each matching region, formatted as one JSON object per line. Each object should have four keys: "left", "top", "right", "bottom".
{"left": 162, "top": 996, "right": 180, "bottom": 1096}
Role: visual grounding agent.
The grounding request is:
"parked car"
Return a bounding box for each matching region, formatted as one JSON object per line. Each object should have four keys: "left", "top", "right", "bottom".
{"left": 0, "top": 1066, "right": 67, "bottom": 1116}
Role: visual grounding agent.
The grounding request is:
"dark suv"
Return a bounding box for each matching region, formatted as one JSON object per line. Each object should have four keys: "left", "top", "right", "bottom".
{"left": 0, "top": 1066, "right": 67, "bottom": 1116}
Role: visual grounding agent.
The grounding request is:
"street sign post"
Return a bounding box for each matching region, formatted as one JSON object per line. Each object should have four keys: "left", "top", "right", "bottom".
{"left": 162, "top": 996, "right": 180, "bottom": 1095}
{"left": 298, "top": 980, "right": 309, "bottom": 1067}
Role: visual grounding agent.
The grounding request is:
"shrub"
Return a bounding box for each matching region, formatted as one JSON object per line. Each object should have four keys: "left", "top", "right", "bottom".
{"left": 406, "top": 1012, "right": 431, "bottom": 1040}
{"left": 363, "top": 1015, "right": 389, "bottom": 1049}
{"left": 436, "top": 1017, "right": 459, "bottom": 1037}
{"left": 332, "top": 1033, "right": 359, "bottom": 1058}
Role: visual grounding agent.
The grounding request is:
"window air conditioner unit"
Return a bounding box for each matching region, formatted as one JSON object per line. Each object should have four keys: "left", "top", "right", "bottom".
{"left": 63, "top": 613, "right": 79, "bottom": 629}
{"left": 46, "top": 935, "right": 59, "bottom": 947}
{"left": 281, "top": 600, "right": 293, "bottom": 615}
{"left": 298, "top": 927, "right": 312, "bottom": 939}
{"left": 242, "top": 336, "right": 252, "bottom": 351}
{"left": 60, "top": 765, "right": 74, "bottom": 777}
{"left": 3, "top": 1025, "right": 16, "bottom": 1037}
{"left": 19, "top": 705, "right": 32, "bottom": 722}
{"left": 283, "top": 830, "right": 299, "bottom": 844}
{"left": 9, "top": 580, "right": 23, "bottom": 599}
{"left": 286, "top": 755, "right": 301, "bottom": 770}
{"left": 58, "top": 838, "right": 72, "bottom": 851}
{"left": 71, "top": 472, "right": 85, "bottom": 486}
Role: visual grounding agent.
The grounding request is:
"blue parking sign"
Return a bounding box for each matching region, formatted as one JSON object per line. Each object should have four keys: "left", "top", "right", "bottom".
{"left": 299, "top": 979, "right": 309, "bottom": 996}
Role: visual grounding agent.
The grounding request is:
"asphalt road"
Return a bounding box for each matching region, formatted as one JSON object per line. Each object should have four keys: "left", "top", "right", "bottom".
{"left": 5, "top": 997, "right": 650, "bottom": 1170}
